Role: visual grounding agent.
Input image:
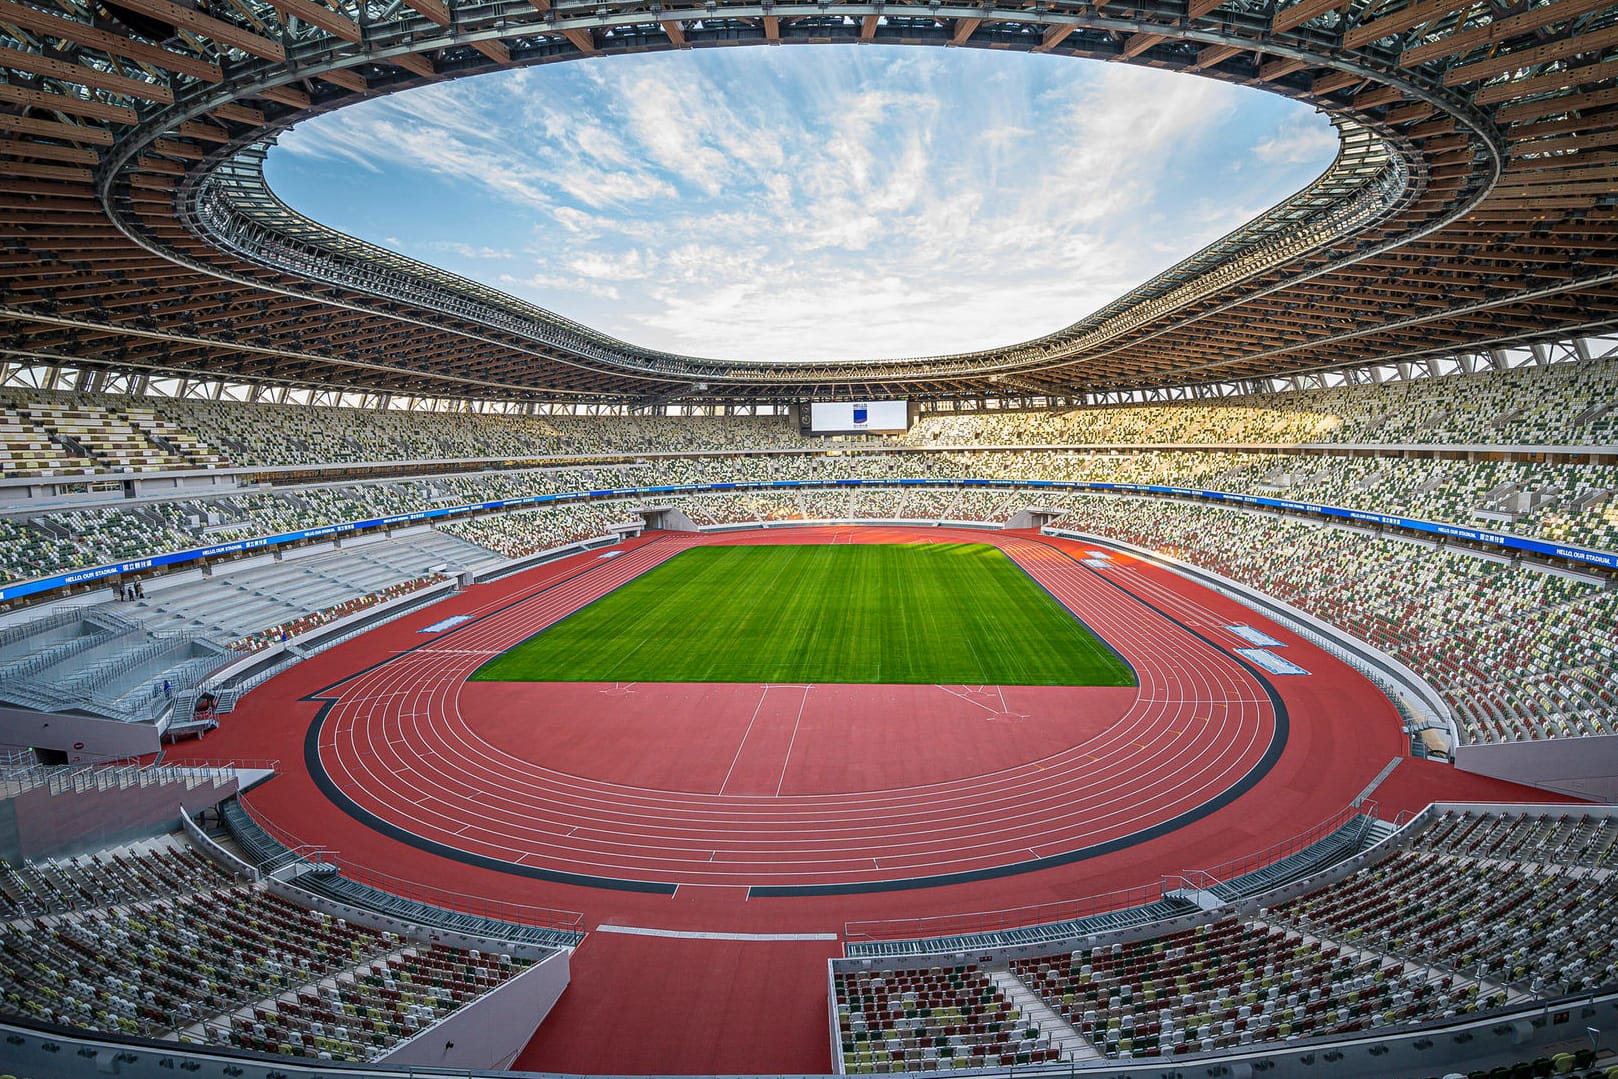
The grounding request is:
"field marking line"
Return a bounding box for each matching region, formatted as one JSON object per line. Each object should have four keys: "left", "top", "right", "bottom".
{"left": 933, "top": 684, "right": 999, "bottom": 714}
{"left": 773, "top": 684, "right": 814, "bottom": 797}
{"left": 718, "top": 685, "right": 775, "bottom": 796}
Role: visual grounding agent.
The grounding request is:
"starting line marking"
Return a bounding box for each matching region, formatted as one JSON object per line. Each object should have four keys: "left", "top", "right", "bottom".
{"left": 596, "top": 924, "right": 838, "bottom": 942}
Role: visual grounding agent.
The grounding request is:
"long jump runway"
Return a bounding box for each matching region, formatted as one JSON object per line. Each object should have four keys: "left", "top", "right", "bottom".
{"left": 300, "top": 527, "right": 1288, "bottom": 894}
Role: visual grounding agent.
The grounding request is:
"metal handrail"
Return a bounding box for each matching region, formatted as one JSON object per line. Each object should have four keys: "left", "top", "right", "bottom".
{"left": 843, "top": 801, "right": 1374, "bottom": 944}
{"left": 844, "top": 882, "right": 1168, "bottom": 944}
{"left": 1188, "top": 801, "right": 1373, "bottom": 887}
{"left": 235, "top": 792, "right": 583, "bottom": 935}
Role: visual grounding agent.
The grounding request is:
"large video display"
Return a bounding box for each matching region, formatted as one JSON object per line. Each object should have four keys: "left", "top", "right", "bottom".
{"left": 809, "top": 401, "right": 909, "bottom": 433}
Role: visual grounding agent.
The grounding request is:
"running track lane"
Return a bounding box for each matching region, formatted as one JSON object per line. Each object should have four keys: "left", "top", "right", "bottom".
{"left": 303, "top": 528, "right": 1285, "bottom": 893}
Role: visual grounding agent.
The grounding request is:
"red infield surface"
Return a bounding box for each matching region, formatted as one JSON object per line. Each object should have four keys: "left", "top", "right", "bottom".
{"left": 166, "top": 526, "right": 1574, "bottom": 1074}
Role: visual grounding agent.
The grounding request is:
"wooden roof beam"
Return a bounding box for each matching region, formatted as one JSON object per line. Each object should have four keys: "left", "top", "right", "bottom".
{"left": 257, "top": 83, "right": 312, "bottom": 108}
{"left": 1258, "top": 56, "right": 1308, "bottom": 81}
{"left": 1036, "top": 23, "right": 1077, "bottom": 51}
{"left": 1385, "top": 101, "right": 1434, "bottom": 124}
{"left": 1494, "top": 84, "right": 1618, "bottom": 125}
{"left": 402, "top": 0, "right": 452, "bottom": 23}
{"left": 1120, "top": 32, "right": 1164, "bottom": 59}
{"left": 101, "top": 0, "right": 286, "bottom": 62}
{"left": 860, "top": 14, "right": 877, "bottom": 40}
{"left": 559, "top": 26, "right": 597, "bottom": 52}
{"left": 951, "top": 17, "right": 980, "bottom": 44}
{"left": 0, "top": 46, "right": 175, "bottom": 103}
{"left": 264, "top": 0, "right": 361, "bottom": 42}
{"left": 0, "top": 114, "right": 114, "bottom": 145}
{"left": 178, "top": 120, "right": 232, "bottom": 143}
{"left": 1352, "top": 84, "right": 1405, "bottom": 108}
{"left": 1473, "top": 56, "right": 1618, "bottom": 105}
{"left": 209, "top": 102, "right": 266, "bottom": 125}
{"left": 0, "top": 83, "right": 137, "bottom": 124}
{"left": 0, "top": 0, "right": 223, "bottom": 82}
{"left": 317, "top": 67, "right": 368, "bottom": 92}
{"left": 1311, "top": 69, "right": 1361, "bottom": 94}
{"left": 1493, "top": 178, "right": 1618, "bottom": 196}
{"left": 471, "top": 38, "right": 512, "bottom": 63}
{"left": 1408, "top": 0, "right": 1611, "bottom": 64}
{"left": 0, "top": 160, "right": 93, "bottom": 182}
{"left": 1272, "top": 0, "right": 1343, "bottom": 34}
{"left": 1510, "top": 112, "right": 1618, "bottom": 141}
{"left": 391, "top": 51, "right": 437, "bottom": 78}
{"left": 1511, "top": 128, "right": 1618, "bottom": 155}
{"left": 1344, "top": 0, "right": 1478, "bottom": 50}
{"left": 0, "top": 138, "right": 99, "bottom": 165}
{"left": 1193, "top": 43, "right": 1243, "bottom": 69}
{"left": 1444, "top": 24, "right": 1618, "bottom": 87}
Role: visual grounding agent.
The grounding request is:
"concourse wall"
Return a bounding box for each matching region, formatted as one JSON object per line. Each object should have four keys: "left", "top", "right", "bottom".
{"left": 1456, "top": 735, "right": 1618, "bottom": 802}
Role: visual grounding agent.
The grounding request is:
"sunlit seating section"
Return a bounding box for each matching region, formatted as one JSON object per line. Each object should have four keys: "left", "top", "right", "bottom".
{"left": 3, "top": 358, "right": 1617, "bottom": 485}
{"left": 436, "top": 502, "right": 631, "bottom": 558}
{"left": 847, "top": 488, "right": 910, "bottom": 520}
{"left": 0, "top": 406, "right": 94, "bottom": 476}
{"left": 117, "top": 406, "right": 229, "bottom": 469}
{"left": 153, "top": 397, "right": 569, "bottom": 466}
{"left": 0, "top": 865, "right": 387, "bottom": 1041}
{"left": 5, "top": 446, "right": 1618, "bottom": 590}
{"left": 938, "top": 488, "right": 1021, "bottom": 522}
{"left": 834, "top": 964, "right": 1055, "bottom": 1072}
{"left": 18, "top": 404, "right": 189, "bottom": 472}
{"left": 1269, "top": 810, "right": 1618, "bottom": 996}
{"left": 141, "top": 399, "right": 804, "bottom": 466}
{"left": 545, "top": 414, "right": 810, "bottom": 453}
{"left": 0, "top": 834, "right": 537, "bottom": 1061}
{"left": 0, "top": 517, "right": 77, "bottom": 583}
{"left": 908, "top": 402, "right": 1348, "bottom": 447}
{"left": 36, "top": 505, "right": 207, "bottom": 568}
{"left": 1048, "top": 496, "right": 1618, "bottom": 744}
{"left": 1011, "top": 919, "right": 1458, "bottom": 1059}
{"left": 905, "top": 357, "right": 1618, "bottom": 448}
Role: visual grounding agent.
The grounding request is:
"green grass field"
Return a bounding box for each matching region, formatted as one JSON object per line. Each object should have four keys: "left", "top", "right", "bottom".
{"left": 471, "top": 542, "right": 1135, "bottom": 686}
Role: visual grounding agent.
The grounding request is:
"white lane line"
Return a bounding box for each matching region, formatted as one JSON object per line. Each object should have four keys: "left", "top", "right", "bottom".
{"left": 596, "top": 924, "right": 838, "bottom": 941}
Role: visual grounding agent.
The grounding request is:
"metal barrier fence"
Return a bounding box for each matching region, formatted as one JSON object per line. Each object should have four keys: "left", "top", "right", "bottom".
{"left": 843, "top": 801, "right": 1377, "bottom": 946}
{"left": 844, "top": 881, "right": 1167, "bottom": 946}
{"left": 235, "top": 791, "right": 584, "bottom": 936}
{"left": 1189, "top": 800, "right": 1375, "bottom": 890}
{"left": 0, "top": 605, "right": 85, "bottom": 648}
{"left": 0, "top": 760, "right": 244, "bottom": 797}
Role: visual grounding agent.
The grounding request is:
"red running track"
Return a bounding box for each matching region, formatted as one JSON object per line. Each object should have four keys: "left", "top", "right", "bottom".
{"left": 307, "top": 528, "right": 1282, "bottom": 892}
{"left": 166, "top": 526, "right": 1573, "bottom": 1074}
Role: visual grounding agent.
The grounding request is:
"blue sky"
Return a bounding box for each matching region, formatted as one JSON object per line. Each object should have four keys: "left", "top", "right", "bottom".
{"left": 266, "top": 46, "right": 1337, "bottom": 364}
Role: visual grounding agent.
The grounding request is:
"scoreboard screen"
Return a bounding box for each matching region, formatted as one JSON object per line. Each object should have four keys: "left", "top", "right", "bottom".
{"left": 809, "top": 401, "right": 909, "bottom": 433}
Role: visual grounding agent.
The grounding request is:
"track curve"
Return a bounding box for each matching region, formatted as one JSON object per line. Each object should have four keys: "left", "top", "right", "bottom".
{"left": 303, "top": 527, "right": 1288, "bottom": 893}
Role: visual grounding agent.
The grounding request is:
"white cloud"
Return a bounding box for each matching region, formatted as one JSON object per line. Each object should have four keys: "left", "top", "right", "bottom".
{"left": 427, "top": 241, "right": 514, "bottom": 261}
{"left": 1254, "top": 113, "right": 1340, "bottom": 166}
{"left": 565, "top": 249, "right": 652, "bottom": 281}
{"left": 268, "top": 47, "right": 1336, "bottom": 364}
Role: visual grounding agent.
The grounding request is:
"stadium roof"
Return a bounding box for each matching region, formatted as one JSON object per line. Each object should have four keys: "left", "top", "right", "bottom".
{"left": 2, "top": 0, "right": 1617, "bottom": 406}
